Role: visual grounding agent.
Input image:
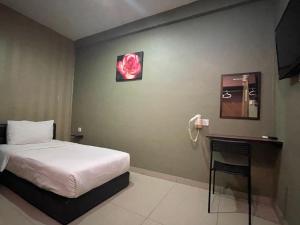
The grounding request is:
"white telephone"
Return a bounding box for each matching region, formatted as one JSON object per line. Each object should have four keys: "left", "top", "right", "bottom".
{"left": 188, "top": 114, "right": 202, "bottom": 143}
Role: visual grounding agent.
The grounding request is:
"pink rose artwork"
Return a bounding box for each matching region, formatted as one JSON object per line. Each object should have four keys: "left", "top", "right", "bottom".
{"left": 116, "top": 52, "right": 143, "bottom": 81}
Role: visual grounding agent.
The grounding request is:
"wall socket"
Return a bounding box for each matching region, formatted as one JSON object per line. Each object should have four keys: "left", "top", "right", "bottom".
{"left": 78, "top": 127, "right": 82, "bottom": 133}
{"left": 202, "top": 119, "right": 209, "bottom": 126}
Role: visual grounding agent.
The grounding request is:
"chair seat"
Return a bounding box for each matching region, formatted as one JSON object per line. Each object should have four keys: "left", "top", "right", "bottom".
{"left": 213, "top": 160, "right": 249, "bottom": 177}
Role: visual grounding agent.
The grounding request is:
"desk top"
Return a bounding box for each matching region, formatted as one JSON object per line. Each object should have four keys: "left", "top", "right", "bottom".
{"left": 207, "top": 134, "right": 283, "bottom": 147}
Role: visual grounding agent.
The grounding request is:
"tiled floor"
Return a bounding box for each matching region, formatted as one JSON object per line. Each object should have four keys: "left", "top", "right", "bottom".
{"left": 0, "top": 172, "right": 281, "bottom": 225}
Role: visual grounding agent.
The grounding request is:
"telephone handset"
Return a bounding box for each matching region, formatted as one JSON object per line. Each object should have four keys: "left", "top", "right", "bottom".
{"left": 188, "top": 114, "right": 202, "bottom": 143}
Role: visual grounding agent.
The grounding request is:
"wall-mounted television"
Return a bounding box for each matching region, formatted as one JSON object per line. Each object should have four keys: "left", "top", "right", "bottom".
{"left": 275, "top": 0, "right": 300, "bottom": 80}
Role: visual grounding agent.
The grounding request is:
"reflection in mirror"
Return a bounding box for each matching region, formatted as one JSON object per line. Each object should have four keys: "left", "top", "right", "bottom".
{"left": 220, "top": 72, "right": 261, "bottom": 120}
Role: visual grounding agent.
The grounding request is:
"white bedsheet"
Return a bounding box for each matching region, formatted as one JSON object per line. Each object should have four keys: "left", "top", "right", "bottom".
{"left": 0, "top": 140, "right": 130, "bottom": 198}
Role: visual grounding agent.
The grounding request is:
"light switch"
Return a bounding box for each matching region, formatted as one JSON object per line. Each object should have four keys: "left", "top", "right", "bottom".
{"left": 202, "top": 119, "right": 209, "bottom": 126}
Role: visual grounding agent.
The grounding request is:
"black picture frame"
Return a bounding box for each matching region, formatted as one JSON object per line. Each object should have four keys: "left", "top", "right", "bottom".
{"left": 220, "top": 72, "right": 261, "bottom": 120}
{"left": 116, "top": 51, "right": 144, "bottom": 81}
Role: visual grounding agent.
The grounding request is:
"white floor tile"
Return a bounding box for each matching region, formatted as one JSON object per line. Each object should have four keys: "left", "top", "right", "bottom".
{"left": 149, "top": 183, "right": 219, "bottom": 225}
{"left": 0, "top": 173, "right": 281, "bottom": 225}
{"left": 217, "top": 213, "right": 249, "bottom": 225}
{"left": 253, "top": 216, "right": 280, "bottom": 225}
{"left": 254, "top": 203, "right": 280, "bottom": 224}
{"left": 111, "top": 172, "right": 175, "bottom": 217}
{"left": 218, "top": 194, "right": 250, "bottom": 213}
{"left": 0, "top": 186, "right": 60, "bottom": 225}
{"left": 217, "top": 213, "right": 280, "bottom": 225}
{"left": 0, "top": 195, "right": 36, "bottom": 225}
{"left": 70, "top": 203, "right": 145, "bottom": 225}
{"left": 142, "top": 219, "right": 163, "bottom": 225}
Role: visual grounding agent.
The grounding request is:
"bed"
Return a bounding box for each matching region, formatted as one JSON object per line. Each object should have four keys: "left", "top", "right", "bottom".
{"left": 0, "top": 123, "right": 130, "bottom": 224}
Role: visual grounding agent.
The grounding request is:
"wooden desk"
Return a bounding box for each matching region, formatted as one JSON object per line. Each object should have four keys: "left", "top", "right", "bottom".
{"left": 207, "top": 134, "right": 283, "bottom": 147}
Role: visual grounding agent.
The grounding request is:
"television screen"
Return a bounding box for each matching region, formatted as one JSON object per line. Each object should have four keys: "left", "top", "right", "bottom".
{"left": 276, "top": 0, "right": 300, "bottom": 80}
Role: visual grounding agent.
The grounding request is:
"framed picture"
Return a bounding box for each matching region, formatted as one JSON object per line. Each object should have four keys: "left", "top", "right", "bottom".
{"left": 116, "top": 51, "right": 144, "bottom": 81}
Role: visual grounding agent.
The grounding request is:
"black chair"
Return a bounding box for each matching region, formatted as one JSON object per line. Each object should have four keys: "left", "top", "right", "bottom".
{"left": 208, "top": 139, "right": 252, "bottom": 225}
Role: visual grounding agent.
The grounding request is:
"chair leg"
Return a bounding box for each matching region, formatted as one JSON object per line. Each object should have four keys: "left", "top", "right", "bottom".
{"left": 212, "top": 169, "right": 216, "bottom": 194}
{"left": 208, "top": 169, "right": 212, "bottom": 213}
{"left": 248, "top": 175, "right": 252, "bottom": 225}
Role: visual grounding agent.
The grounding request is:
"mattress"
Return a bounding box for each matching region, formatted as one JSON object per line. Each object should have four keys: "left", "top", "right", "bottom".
{"left": 0, "top": 140, "right": 130, "bottom": 198}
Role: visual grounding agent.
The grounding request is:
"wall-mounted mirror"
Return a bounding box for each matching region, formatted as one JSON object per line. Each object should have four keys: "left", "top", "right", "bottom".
{"left": 220, "top": 72, "right": 261, "bottom": 120}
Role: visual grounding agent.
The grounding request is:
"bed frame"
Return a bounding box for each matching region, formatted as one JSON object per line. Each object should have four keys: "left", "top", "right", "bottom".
{"left": 0, "top": 124, "right": 130, "bottom": 224}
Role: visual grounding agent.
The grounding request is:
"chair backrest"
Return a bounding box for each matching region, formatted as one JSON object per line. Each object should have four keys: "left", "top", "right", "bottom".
{"left": 211, "top": 139, "right": 250, "bottom": 156}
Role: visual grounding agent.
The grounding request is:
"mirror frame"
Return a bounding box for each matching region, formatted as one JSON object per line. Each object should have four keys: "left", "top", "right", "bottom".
{"left": 220, "top": 72, "right": 261, "bottom": 120}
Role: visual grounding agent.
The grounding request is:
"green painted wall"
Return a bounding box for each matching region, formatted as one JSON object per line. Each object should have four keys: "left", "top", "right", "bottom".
{"left": 276, "top": 79, "right": 300, "bottom": 225}
{"left": 0, "top": 4, "right": 74, "bottom": 140}
{"left": 72, "top": 0, "right": 280, "bottom": 196}
{"left": 275, "top": 1, "right": 300, "bottom": 225}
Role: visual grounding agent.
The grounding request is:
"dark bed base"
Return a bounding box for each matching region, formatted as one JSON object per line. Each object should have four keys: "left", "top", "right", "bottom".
{"left": 0, "top": 170, "right": 129, "bottom": 224}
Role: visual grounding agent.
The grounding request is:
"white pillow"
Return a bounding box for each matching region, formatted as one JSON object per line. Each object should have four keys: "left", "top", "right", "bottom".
{"left": 7, "top": 120, "right": 54, "bottom": 145}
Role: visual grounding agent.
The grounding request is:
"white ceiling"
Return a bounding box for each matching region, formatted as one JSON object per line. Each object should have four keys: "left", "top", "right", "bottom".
{"left": 1, "top": 0, "right": 197, "bottom": 40}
